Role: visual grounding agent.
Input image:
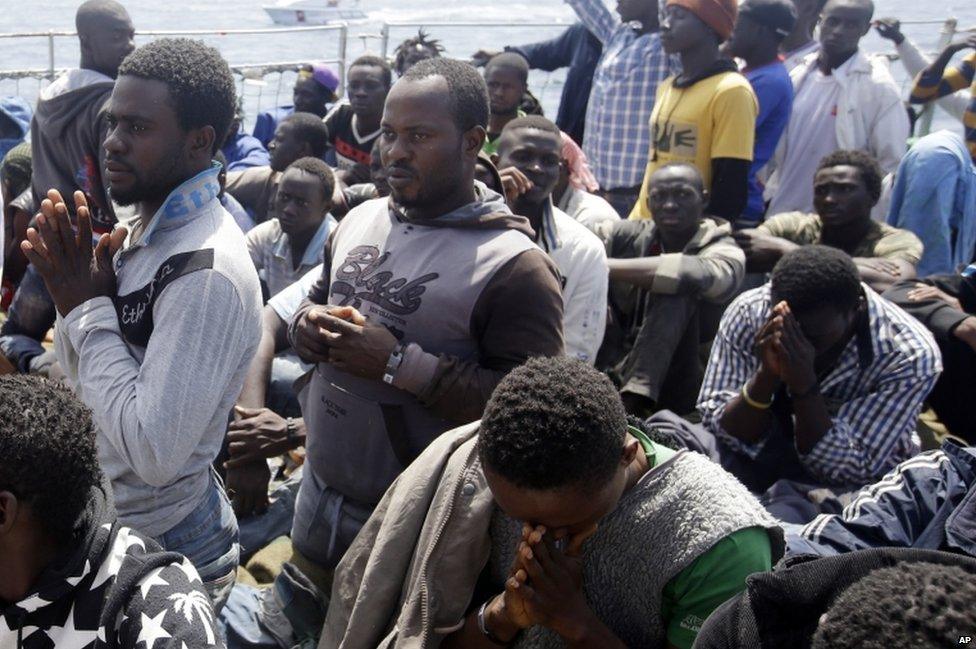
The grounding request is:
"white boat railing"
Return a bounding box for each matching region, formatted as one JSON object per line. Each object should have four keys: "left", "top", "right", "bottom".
{"left": 0, "top": 17, "right": 971, "bottom": 136}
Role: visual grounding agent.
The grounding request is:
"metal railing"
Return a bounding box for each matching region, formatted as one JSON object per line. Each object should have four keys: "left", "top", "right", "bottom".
{"left": 0, "top": 17, "right": 971, "bottom": 135}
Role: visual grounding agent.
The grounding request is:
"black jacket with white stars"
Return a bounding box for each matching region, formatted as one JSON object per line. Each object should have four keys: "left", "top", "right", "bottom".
{"left": 0, "top": 483, "right": 223, "bottom": 649}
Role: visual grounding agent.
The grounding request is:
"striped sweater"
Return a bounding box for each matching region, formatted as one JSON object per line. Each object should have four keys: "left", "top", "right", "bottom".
{"left": 910, "top": 51, "right": 976, "bottom": 161}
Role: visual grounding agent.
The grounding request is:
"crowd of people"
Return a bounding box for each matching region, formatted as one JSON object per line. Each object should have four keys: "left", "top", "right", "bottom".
{"left": 1, "top": 0, "right": 976, "bottom": 647}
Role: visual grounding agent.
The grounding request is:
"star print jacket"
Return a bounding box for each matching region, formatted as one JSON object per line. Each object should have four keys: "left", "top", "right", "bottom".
{"left": 0, "top": 483, "right": 223, "bottom": 649}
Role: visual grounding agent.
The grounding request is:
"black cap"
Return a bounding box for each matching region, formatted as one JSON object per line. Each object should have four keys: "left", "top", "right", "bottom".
{"left": 739, "top": 0, "right": 797, "bottom": 38}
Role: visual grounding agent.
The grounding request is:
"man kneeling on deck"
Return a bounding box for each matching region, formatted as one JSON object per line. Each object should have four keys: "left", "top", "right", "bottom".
{"left": 321, "top": 356, "right": 781, "bottom": 649}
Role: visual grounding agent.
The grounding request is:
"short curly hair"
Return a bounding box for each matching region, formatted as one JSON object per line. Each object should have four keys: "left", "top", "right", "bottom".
{"left": 402, "top": 57, "right": 489, "bottom": 133}
{"left": 478, "top": 356, "right": 628, "bottom": 491}
{"left": 118, "top": 38, "right": 236, "bottom": 154}
{"left": 351, "top": 54, "right": 393, "bottom": 88}
{"left": 286, "top": 156, "right": 336, "bottom": 203}
{"left": 282, "top": 111, "right": 331, "bottom": 158}
{"left": 817, "top": 149, "right": 883, "bottom": 203}
{"left": 812, "top": 561, "right": 976, "bottom": 649}
{"left": 0, "top": 375, "right": 101, "bottom": 541}
{"left": 485, "top": 52, "right": 530, "bottom": 84}
{"left": 771, "top": 245, "right": 862, "bottom": 314}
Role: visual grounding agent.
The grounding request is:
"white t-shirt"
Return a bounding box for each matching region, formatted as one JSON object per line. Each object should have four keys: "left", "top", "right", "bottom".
{"left": 766, "top": 61, "right": 845, "bottom": 216}
{"left": 268, "top": 263, "right": 322, "bottom": 322}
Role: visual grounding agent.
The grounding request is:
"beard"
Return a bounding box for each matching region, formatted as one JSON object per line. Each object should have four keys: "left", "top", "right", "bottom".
{"left": 109, "top": 145, "right": 186, "bottom": 208}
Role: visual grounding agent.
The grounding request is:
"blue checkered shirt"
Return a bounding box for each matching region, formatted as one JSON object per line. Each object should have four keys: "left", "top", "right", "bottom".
{"left": 567, "top": 0, "right": 674, "bottom": 190}
{"left": 697, "top": 284, "right": 943, "bottom": 486}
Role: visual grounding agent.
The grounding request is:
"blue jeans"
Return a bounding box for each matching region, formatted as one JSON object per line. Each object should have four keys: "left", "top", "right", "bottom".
{"left": 155, "top": 476, "right": 240, "bottom": 611}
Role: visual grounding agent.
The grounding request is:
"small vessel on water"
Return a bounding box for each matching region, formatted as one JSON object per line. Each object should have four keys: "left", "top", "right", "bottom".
{"left": 263, "top": 0, "right": 369, "bottom": 25}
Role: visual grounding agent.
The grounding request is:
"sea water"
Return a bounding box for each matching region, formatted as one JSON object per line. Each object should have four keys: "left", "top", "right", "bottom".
{"left": 1, "top": 0, "right": 972, "bottom": 131}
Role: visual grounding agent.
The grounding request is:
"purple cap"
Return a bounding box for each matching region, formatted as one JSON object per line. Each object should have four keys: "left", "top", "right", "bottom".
{"left": 299, "top": 63, "right": 340, "bottom": 93}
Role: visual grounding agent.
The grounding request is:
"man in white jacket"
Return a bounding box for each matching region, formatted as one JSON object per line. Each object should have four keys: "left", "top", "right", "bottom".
{"left": 764, "top": 0, "right": 909, "bottom": 216}
{"left": 495, "top": 115, "right": 609, "bottom": 364}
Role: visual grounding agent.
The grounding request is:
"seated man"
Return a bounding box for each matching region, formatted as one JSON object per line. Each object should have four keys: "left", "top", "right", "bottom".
{"left": 734, "top": 150, "right": 922, "bottom": 293}
{"left": 226, "top": 112, "right": 329, "bottom": 224}
{"left": 884, "top": 265, "right": 976, "bottom": 443}
{"left": 788, "top": 439, "right": 976, "bottom": 558}
{"left": 695, "top": 547, "right": 976, "bottom": 648}
{"left": 1, "top": 142, "right": 32, "bottom": 305}
{"left": 482, "top": 52, "right": 529, "bottom": 156}
{"left": 694, "top": 246, "right": 941, "bottom": 520}
{"left": 253, "top": 63, "right": 340, "bottom": 148}
{"left": 494, "top": 115, "right": 608, "bottom": 363}
{"left": 596, "top": 163, "right": 745, "bottom": 416}
{"left": 323, "top": 357, "right": 781, "bottom": 649}
{"left": 225, "top": 265, "right": 321, "bottom": 518}
{"left": 245, "top": 157, "right": 337, "bottom": 299}
{"left": 0, "top": 375, "right": 219, "bottom": 648}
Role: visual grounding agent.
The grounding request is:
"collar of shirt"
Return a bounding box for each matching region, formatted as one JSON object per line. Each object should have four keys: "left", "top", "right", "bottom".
{"left": 537, "top": 198, "right": 563, "bottom": 253}
{"left": 271, "top": 213, "right": 335, "bottom": 267}
{"left": 121, "top": 162, "right": 223, "bottom": 251}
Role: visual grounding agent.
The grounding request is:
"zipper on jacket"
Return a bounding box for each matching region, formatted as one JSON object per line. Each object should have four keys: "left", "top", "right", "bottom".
{"left": 419, "top": 443, "right": 479, "bottom": 646}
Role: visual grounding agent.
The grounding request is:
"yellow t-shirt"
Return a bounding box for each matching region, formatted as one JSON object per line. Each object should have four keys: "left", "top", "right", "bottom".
{"left": 630, "top": 72, "right": 758, "bottom": 220}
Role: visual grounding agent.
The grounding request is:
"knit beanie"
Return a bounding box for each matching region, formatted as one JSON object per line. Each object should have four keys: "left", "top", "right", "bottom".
{"left": 0, "top": 141, "right": 31, "bottom": 192}
{"left": 666, "top": 0, "right": 738, "bottom": 41}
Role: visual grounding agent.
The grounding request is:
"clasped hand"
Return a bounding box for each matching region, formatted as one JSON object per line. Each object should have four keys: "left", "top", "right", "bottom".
{"left": 499, "top": 523, "right": 599, "bottom": 642}
{"left": 21, "top": 190, "right": 127, "bottom": 317}
{"left": 293, "top": 304, "right": 398, "bottom": 381}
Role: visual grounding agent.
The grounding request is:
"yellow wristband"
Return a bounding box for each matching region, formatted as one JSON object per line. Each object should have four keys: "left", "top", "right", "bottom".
{"left": 741, "top": 382, "right": 772, "bottom": 410}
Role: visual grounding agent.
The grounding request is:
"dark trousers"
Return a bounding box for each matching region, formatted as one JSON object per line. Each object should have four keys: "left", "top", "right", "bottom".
{"left": 645, "top": 410, "right": 857, "bottom": 524}
{"left": 928, "top": 335, "right": 976, "bottom": 444}
{"left": 603, "top": 293, "right": 708, "bottom": 415}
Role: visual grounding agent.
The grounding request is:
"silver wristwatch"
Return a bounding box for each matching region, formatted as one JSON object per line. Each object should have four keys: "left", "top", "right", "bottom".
{"left": 382, "top": 342, "right": 406, "bottom": 385}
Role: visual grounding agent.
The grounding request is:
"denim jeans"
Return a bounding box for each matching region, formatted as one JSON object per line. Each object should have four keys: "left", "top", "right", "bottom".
{"left": 155, "top": 475, "right": 240, "bottom": 611}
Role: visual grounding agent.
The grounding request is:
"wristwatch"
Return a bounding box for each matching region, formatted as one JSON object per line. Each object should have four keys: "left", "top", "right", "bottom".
{"left": 382, "top": 342, "right": 406, "bottom": 385}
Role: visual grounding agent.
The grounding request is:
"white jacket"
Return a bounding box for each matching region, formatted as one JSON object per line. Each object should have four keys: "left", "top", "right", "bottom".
{"left": 539, "top": 202, "right": 609, "bottom": 364}
{"left": 766, "top": 50, "right": 910, "bottom": 199}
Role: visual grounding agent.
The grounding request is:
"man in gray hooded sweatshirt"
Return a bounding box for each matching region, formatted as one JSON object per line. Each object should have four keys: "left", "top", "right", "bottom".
{"left": 287, "top": 57, "right": 565, "bottom": 574}
{"left": 31, "top": 0, "right": 134, "bottom": 232}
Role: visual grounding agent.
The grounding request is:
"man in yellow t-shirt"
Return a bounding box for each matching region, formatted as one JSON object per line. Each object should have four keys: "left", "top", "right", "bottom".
{"left": 630, "top": 0, "right": 758, "bottom": 223}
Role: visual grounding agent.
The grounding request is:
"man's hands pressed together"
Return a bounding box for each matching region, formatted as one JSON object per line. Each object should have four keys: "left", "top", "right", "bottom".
{"left": 482, "top": 523, "right": 621, "bottom": 648}
{"left": 754, "top": 301, "right": 818, "bottom": 398}
{"left": 294, "top": 304, "right": 400, "bottom": 381}
{"left": 21, "top": 190, "right": 128, "bottom": 317}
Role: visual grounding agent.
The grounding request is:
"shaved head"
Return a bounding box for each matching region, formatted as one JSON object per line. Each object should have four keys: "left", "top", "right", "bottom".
{"left": 75, "top": 0, "right": 134, "bottom": 78}
{"left": 76, "top": 0, "right": 130, "bottom": 33}
{"left": 822, "top": 0, "right": 874, "bottom": 21}
{"left": 650, "top": 162, "right": 705, "bottom": 194}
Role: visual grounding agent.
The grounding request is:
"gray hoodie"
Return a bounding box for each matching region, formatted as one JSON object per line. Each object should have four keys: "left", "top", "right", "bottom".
{"left": 291, "top": 184, "right": 564, "bottom": 503}
{"left": 31, "top": 69, "right": 116, "bottom": 232}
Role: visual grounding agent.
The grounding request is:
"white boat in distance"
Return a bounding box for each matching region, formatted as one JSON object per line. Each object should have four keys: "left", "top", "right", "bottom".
{"left": 263, "top": 0, "right": 369, "bottom": 25}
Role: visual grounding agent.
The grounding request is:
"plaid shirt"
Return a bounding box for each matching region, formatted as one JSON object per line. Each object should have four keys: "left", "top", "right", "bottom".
{"left": 567, "top": 0, "right": 674, "bottom": 190}
{"left": 697, "top": 284, "right": 942, "bottom": 485}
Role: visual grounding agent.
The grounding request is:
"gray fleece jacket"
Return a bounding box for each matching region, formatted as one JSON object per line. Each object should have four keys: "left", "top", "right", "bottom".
{"left": 31, "top": 69, "right": 117, "bottom": 232}
{"left": 55, "top": 165, "right": 262, "bottom": 537}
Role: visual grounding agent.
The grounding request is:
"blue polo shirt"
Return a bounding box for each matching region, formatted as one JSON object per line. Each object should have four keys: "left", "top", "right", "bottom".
{"left": 743, "top": 60, "right": 793, "bottom": 223}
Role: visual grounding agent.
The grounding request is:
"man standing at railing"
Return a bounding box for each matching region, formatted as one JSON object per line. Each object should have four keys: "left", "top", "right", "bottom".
{"left": 565, "top": 0, "right": 675, "bottom": 218}
{"left": 32, "top": 0, "right": 134, "bottom": 233}
{"left": 1, "top": 0, "right": 135, "bottom": 377}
